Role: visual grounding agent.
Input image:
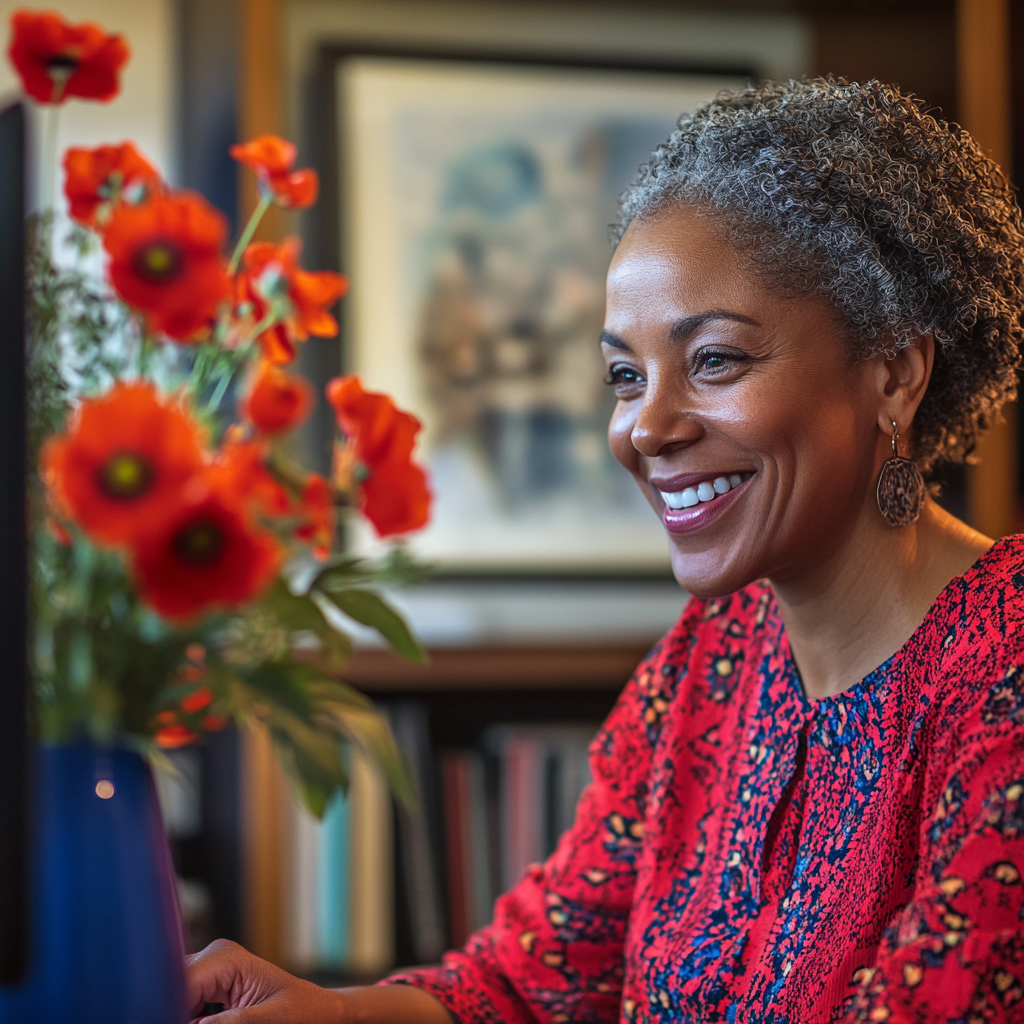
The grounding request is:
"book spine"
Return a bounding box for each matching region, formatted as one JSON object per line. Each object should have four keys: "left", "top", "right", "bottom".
{"left": 441, "top": 753, "right": 472, "bottom": 948}
{"left": 502, "top": 735, "right": 544, "bottom": 891}
{"left": 392, "top": 704, "right": 447, "bottom": 964}
{"left": 317, "top": 789, "right": 349, "bottom": 970}
{"left": 283, "top": 789, "right": 320, "bottom": 974}
{"left": 348, "top": 749, "right": 395, "bottom": 975}
{"left": 466, "top": 750, "right": 493, "bottom": 932}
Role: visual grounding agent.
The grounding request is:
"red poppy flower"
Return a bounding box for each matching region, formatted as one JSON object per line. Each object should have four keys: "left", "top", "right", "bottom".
{"left": 41, "top": 381, "right": 206, "bottom": 547}
{"left": 180, "top": 686, "right": 213, "bottom": 713}
{"left": 326, "top": 375, "right": 431, "bottom": 537}
{"left": 8, "top": 10, "right": 129, "bottom": 104}
{"left": 229, "top": 135, "right": 319, "bottom": 209}
{"left": 63, "top": 142, "right": 161, "bottom": 228}
{"left": 237, "top": 237, "right": 348, "bottom": 363}
{"left": 209, "top": 438, "right": 291, "bottom": 516}
{"left": 103, "top": 191, "right": 231, "bottom": 341}
{"left": 155, "top": 724, "right": 200, "bottom": 749}
{"left": 295, "top": 473, "right": 334, "bottom": 558}
{"left": 130, "top": 473, "right": 281, "bottom": 623}
{"left": 241, "top": 360, "right": 313, "bottom": 435}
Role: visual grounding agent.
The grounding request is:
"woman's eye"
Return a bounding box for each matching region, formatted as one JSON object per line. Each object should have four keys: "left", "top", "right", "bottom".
{"left": 603, "top": 365, "right": 644, "bottom": 388}
{"left": 694, "top": 349, "right": 744, "bottom": 375}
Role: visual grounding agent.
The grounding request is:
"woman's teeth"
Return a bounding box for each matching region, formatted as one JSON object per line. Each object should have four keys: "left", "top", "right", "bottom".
{"left": 660, "top": 472, "right": 752, "bottom": 510}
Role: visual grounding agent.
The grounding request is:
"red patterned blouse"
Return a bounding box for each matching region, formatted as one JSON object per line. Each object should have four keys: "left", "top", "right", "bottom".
{"left": 389, "top": 537, "right": 1024, "bottom": 1023}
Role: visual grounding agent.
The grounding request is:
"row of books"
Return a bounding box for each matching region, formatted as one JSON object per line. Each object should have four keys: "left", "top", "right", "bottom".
{"left": 280, "top": 703, "right": 597, "bottom": 976}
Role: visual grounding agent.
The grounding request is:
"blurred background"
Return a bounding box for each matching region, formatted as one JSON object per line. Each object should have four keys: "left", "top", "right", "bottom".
{"left": 1, "top": 0, "right": 1020, "bottom": 983}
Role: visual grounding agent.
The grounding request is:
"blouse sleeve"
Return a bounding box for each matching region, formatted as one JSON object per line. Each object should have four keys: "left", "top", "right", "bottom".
{"left": 839, "top": 699, "right": 1024, "bottom": 1022}
{"left": 383, "top": 639, "right": 668, "bottom": 1024}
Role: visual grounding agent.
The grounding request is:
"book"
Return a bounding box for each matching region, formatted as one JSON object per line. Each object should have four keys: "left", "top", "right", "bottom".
{"left": 466, "top": 751, "right": 493, "bottom": 932}
{"left": 440, "top": 752, "right": 473, "bottom": 947}
{"left": 348, "top": 748, "right": 395, "bottom": 975}
{"left": 390, "top": 703, "right": 447, "bottom": 965}
{"left": 317, "top": 789, "right": 350, "bottom": 970}
{"left": 283, "top": 788, "right": 321, "bottom": 973}
{"left": 486, "top": 725, "right": 596, "bottom": 891}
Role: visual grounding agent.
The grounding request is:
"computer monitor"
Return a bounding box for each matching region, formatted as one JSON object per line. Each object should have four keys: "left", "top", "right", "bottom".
{"left": 0, "top": 99, "right": 29, "bottom": 986}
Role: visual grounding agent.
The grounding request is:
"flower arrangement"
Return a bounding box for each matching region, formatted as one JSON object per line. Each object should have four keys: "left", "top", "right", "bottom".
{"left": 9, "top": 9, "right": 432, "bottom": 814}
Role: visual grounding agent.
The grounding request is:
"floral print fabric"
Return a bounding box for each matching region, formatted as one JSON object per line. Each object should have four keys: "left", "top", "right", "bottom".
{"left": 388, "top": 537, "right": 1024, "bottom": 1023}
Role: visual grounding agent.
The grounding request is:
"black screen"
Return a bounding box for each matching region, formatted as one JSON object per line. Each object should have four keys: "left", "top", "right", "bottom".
{"left": 0, "top": 100, "right": 29, "bottom": 986}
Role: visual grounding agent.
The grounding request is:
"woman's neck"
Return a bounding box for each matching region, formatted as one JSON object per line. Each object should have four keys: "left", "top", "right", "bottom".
{"left": 769, "top": 499, "right": 994, "bottom": 701}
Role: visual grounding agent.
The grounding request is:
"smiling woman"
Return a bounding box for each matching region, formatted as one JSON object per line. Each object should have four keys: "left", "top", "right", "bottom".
{"left": 185, "top": 79, "right": 1024, "bottom": 1024}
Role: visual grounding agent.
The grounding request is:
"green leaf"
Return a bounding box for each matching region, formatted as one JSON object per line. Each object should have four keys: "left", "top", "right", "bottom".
{"left": 306, "top": 677, "right": 372, "bottom": 710}
{"left": 318, "top": 587, "right": 427, "bottom": 664}
{"left": 258, "top": 579, "right": 352, "bottom": 670}
{"left": 240, "top": 662, "right": 316, "bottom": 718}
{"left": 310, "top": 557, "right": 371, "bottom": 592}
{"left": 322, "top": 703, "right": 415, "bottom": 808}
{"left": 258, "top": 704, "right": 352, "bottom": 819}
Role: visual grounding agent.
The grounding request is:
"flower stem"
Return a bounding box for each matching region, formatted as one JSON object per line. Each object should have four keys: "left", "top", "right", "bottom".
{"left": 206, "top": 365, "right": 235, "bottom": 413}
{"left": 243, "top": 310, "right": 278, "bottom": 348}
{"left": 228, "top": 195, "right": 273, "bottom": 275}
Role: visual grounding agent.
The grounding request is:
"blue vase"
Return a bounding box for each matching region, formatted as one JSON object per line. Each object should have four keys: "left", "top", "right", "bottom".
{"left": 0, "top": 743, "right": 188, "bottom": 1024}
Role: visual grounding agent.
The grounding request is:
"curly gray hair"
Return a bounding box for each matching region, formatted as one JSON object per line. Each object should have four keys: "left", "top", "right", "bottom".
{"left": 616, "top": 77, "right": 1024, "bottom": 471}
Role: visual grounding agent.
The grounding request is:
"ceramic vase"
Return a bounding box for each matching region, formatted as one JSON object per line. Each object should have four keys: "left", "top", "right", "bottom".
{"left": 0, "top": 743, "right": 188, "bottom": 1024}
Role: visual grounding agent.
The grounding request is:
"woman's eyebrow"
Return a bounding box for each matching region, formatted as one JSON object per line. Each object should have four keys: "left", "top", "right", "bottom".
{"left": 601, "top": 312, "right": 758, "bottom": 351}
{"left": 670, "top": 310, "right": 759, "bottom": 341}
{"left": 599, "top": 330, "right": 631, "bottom": 351}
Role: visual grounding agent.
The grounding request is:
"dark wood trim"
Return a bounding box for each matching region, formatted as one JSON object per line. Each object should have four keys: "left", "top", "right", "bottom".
{"left": 343, "top": 643, "right": 653, "bottom": 691}
{"left": 310, "top": 41, "right": 755, "bottom": 280}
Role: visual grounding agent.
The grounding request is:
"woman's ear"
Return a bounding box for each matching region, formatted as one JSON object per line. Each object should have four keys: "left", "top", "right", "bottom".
{"left": 874, "top": 332, "right": 935, "bottom": 439}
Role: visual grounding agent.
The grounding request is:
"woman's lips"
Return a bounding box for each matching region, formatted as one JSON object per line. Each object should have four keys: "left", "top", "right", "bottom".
{"left": 657, "top": 474, "right": 753, "bottom": 535}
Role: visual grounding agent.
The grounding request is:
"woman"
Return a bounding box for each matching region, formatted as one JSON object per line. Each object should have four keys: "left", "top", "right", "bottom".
{"left": 187, "top": 78, "right": 1024, "bottom": 1022}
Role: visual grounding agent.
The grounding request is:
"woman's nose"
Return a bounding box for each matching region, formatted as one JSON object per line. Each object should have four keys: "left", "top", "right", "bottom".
{"left": 630, "top": 386, "right": 704, "bottom": 457}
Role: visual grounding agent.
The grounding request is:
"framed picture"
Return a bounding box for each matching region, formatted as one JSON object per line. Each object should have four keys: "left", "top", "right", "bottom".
{"left": 322, "top": 49, "right": 748, "bottom": 573}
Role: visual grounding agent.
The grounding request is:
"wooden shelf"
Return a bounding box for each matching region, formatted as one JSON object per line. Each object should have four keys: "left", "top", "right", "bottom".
{"left": 343, "top": 643, "right": 652, "bottom": 691}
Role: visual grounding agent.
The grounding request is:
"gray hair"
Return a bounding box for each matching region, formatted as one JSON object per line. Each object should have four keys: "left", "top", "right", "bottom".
{"left": 616, "top": 77, "right": 1024, "bottom": 471}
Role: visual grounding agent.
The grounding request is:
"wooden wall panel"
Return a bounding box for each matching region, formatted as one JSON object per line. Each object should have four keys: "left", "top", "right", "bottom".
{"left": 239, "top": 0, "right": 286, "bottom": 241}
{"left": 958, "top": 0, "right": 1018, "bottom": 538}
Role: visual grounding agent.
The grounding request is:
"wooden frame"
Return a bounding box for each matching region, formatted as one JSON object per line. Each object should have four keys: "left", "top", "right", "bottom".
{"left": 313, "top": 45, "right": 749, "bottom": 574}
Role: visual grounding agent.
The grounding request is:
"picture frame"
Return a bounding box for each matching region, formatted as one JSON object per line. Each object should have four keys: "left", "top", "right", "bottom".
{"left": 313, "top": 46, "right": 750, "bottom": 574}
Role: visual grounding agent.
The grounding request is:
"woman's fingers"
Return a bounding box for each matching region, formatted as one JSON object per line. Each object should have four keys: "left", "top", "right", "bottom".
{"left": 185, "top": 938, "right": 347, "bottom": 1024}
{"left": 186, "top": 939, "right": 252, "bottom": 1014}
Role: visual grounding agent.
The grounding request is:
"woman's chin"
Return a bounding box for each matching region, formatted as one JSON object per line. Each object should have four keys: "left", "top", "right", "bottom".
{"left": 668, "top": 546, "right": 759, "bottom": 599}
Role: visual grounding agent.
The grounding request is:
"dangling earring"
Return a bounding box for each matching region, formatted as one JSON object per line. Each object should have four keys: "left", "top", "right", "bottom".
{"left": 876, "top": 420, "right": 924, "bottom": 526}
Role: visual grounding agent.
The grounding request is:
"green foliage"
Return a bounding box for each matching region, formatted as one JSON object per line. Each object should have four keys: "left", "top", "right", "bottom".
{"left": 318, "top": 586, "right": 427, "bottom": 664}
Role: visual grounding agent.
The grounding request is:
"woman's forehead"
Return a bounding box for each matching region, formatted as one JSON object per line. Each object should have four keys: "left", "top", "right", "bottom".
{"left": 606, "top": 209, "right": 767, "bottom": 321}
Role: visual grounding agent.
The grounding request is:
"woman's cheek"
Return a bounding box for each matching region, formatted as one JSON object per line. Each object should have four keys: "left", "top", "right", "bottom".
{"left": 607, "top": 401, "right": 640, "bottom": 472}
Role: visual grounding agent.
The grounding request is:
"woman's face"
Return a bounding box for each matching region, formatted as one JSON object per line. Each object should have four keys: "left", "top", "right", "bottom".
{"left": 604, "top": 206, "right": 886, "bottom": 596}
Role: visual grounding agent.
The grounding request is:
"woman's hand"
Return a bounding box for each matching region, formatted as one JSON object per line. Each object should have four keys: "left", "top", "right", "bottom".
{"left": 186, "top": 939, "right": 453, "bottom": 1024}
{"left": 186, "top": 939, "right": 346, "bottom": 1024}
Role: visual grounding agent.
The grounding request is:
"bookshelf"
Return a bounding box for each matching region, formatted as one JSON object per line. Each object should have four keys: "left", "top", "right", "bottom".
{"left": 346, "top": 643, "right": 652, "bottom": 691}
{"left": 231, "top": 638, "right": 648, "bottom": 977}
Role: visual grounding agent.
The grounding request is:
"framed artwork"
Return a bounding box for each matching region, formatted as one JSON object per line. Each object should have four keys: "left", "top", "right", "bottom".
{"left": 323, "top": 49, "right": 747, "bottom": 572}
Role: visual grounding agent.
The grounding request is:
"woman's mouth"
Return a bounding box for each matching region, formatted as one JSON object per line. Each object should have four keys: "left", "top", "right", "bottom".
{"left": 654, "top": 472, "right": 754, "bottom": 534}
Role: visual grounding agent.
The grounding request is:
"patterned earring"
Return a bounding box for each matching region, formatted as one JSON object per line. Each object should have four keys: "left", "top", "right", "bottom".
{"left": 876, "top": 420, "right": 924, "bottom": 526}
